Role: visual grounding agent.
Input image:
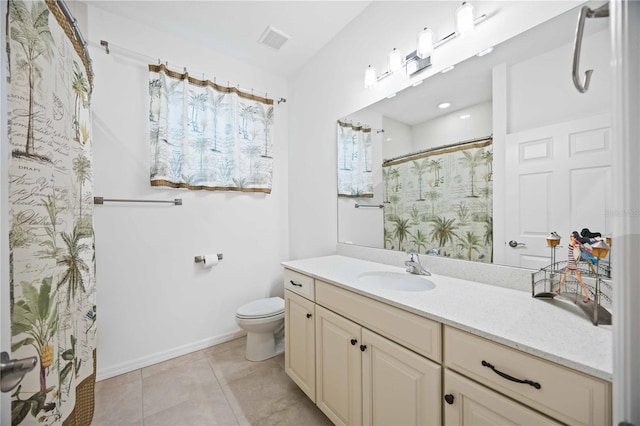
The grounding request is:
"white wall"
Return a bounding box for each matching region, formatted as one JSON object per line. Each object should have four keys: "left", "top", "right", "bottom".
{"left": 382, "top": 116, "right": 412, "bottom": 159}
{"left": 411, "top": 101, "right": 492, "bottom": 149}
{"left": 288, "top": 0, "right": 582, "bottom": 260}
{"left": 508, "top": 29, "right": 610, "bottom": 133}
{"left": 86, "top": 6, "right": 289, "bottom": 379}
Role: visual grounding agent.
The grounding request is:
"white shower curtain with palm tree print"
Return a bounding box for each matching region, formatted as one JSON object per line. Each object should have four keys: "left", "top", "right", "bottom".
{"left": 149, "top": 64, "right": 275, "bottom": 193}
{"left": 337, "top": 121, "right": 373, "bottom": 197}
{"left": 7, "top": 0, "right": 96, "bottom": 425}
{"left": 383, "top": 139, "right": 493, "bottom": 262}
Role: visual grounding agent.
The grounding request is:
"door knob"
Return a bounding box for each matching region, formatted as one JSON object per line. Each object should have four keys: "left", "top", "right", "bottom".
{"left": 306, "top": 313, "right": 312, "bottom": 318}
{"left": 508, "top": 240, "right": 526, "bottom": 248}
{"left": 444, "top": 394, "right": 455, "bottom": 405}
{"left": 350, "top": 339, "right": 358, "bottom": 345}
{"left": 1, "top": 352, "right": 37, "bottom": 393}
{"left": 360, "top": 344, "right": 367, "bottom": 352}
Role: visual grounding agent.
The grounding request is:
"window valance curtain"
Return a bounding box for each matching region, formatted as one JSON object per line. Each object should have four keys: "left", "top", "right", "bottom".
{"left": 149, "top": 64, "right": 275, "bottom": 193}
{"left": 337, "top": 121, "right": 373, "bottom": 198}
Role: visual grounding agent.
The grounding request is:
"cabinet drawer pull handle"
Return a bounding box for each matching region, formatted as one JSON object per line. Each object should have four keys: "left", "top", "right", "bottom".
{"left": 360, "top": 345, "right": 367, "bottom": 352}
{"left": 444, "top": 394, "right": 454, "bottom": 405}
{"left": 481, "top": 360, "right": 542, "bottom": 390}
{"left": 290, "top": 280, "right": 302, "bottom": 287}
{"left": 350, "top": 339, "right": 358, "bottom": 346}
{"left": 306, "top": 313, "right": 312, "bottom": 319}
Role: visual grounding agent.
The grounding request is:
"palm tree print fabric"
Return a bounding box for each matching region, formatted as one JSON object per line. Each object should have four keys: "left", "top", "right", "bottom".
{"left": 383, "top": 139, "right": 493, "bottom": 263}
{"left": 149, "top": 65, "right": 275, "bottom": 193}
{"left": 337, "top": 121, "right": 373, "bottom": 197}
{"left": 7, "top": 0, "right": 96, "bottom": 424}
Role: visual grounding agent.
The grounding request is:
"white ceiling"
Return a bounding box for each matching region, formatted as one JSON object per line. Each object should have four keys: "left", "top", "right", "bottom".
{"left": 83, "top": 1, "right": 371, "bottom": 79}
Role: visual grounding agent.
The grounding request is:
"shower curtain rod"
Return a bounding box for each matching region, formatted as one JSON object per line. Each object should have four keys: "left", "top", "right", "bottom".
{"left": 382, "top": 135, "right": 493, "bottom": 165}
{"left": 97, "top": 39, "right": 287, "bottom": 104}
{"left": 57, "top": 0, "right": 94, "bottom": 82}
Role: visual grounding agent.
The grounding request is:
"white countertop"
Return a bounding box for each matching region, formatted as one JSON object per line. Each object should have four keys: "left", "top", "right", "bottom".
{"left": 281, "top": 255, "right": 613, "bottom": 382}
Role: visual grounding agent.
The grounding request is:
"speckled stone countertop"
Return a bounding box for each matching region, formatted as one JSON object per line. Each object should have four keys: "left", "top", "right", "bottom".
{"left": 281, "top": 255, "right": 613, "bottom": 382}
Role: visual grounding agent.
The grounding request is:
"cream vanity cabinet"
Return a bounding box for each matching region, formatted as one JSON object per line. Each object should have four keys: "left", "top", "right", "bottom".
{"left": 284, "top": 269, "right": 316, "bottom": 401}
{"left": 314, "top": 279, "right": 442, "bottom": 426}
{"left": 443, "top": 326, "right": 612, "bottom": 426}
{"left": 283, "top": 267, "right": 611, "bottom": 426}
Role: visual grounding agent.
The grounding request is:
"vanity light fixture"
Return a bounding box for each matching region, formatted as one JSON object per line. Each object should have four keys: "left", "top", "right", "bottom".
{"left": 438, "top": 102, "right": 451, "bottom": 109}
{"left": 363, "top": 2, "right": 488, "bottom": 89}
{"left": 364, "top": 65, "right": 377, "bottom": 88}
{"left": 416, "top": 27, "right": 434, "bottom": 59}
{"left": 456, "top": 2, "right": 475, "bottom": 38}
{"left": 388, "top": 48, "right": 403, "bottom": 72}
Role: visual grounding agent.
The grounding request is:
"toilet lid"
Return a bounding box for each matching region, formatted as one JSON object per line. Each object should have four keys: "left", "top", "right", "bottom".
{"left": 236, "top": 297, "right": 284, "bottom": 318}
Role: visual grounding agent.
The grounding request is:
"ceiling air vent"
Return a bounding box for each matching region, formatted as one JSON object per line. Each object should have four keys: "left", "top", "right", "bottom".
{"left": 257, "top": 25, "right": 291, "bottom": 50}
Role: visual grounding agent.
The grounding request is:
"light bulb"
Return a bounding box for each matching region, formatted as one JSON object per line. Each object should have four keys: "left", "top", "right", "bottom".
{"left": 388, "top": 48, "right": 403, "bottom": 73}
{"left": 364, "top": 65, "right": 377, "bottom": 88}
{"left": 456, "top": 2, "right": 475, "bottom": 38}
{"left": 416, "top": 27, "right": 434, "bottom": 59}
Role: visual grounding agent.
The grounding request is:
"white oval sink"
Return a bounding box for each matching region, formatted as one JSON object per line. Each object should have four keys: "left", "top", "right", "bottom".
{"left": 357, "top": 271, "right": 436, "bottom": 292}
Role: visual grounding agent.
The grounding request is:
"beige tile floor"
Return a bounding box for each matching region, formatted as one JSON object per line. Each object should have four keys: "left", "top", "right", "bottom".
{"left": 93, "top": 337, "right": 332, "bottom": 425}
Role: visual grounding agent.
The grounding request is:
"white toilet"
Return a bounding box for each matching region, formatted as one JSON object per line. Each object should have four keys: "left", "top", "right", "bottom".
{"left": 235, "top": 297, "right": 285, "bottom": 361}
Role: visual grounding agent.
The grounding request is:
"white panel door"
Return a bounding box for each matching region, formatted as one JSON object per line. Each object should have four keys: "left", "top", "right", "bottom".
{"left": 502, "top": 114, "right": 611, "bottom": 269}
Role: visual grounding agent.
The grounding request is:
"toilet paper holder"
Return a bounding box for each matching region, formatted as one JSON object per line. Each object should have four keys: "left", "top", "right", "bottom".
{"left": 194, "top": 254, "right": 223, "bottom": 263}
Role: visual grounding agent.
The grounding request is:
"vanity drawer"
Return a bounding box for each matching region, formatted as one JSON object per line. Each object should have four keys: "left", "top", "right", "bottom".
{"left": 444, "top": 326, "right": 611, "bottom": 426}
{"left": 316, "top": 280, "right": 441, "bottom": 362}
{"left": 284, "top": 269, "right": 315, "bottom": 301}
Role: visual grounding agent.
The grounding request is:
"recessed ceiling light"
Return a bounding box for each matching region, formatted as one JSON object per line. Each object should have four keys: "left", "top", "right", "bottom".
{"left": 477, "top": 46, "right": 494, "bottom": 57}
{"left": 438, "top": 102, "right": 451, "bottom": 109}
{"left": 441, "top": 65, "right": 455, "bottom": 74}
{"left": 387, "top": 93, "right": 397, "bottom": 99}
{"left": 460, "top": 114, "right": 471, "bottom": 119}
{"left": 412, "top": 80, "right": 424, "bottom": 87}
{"left": 386, "top": 138, "right": 393, "bottom": 142}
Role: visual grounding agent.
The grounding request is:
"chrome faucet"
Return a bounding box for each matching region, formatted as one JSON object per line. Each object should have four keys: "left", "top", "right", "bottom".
{"left": 404, "top": 253, "right": 431, "bottom": 276}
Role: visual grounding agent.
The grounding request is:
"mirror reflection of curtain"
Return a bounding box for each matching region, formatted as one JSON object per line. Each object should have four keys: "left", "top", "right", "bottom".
{"left": 7, "top": 0, "right": 96, "bottom": 424}
{"left": 336, "top": 121, "right": 373, "bottom": 197}
{"left": 149, "top": 65, "right": 275, "bottom": 193}
{"left": 383, "top": 139, "right": 493, "bottom": 262}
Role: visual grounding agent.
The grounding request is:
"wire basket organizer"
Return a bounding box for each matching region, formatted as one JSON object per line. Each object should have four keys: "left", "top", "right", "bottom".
{"left": 531, "top": 259, "right": 612, "bottom": 326}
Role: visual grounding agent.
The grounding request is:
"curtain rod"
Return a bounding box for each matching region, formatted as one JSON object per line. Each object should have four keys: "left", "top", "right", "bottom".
{"left": 382, "top": 135, "right": 493, "bottom": 165}
{"left": 97, "top": 39, "right": 287, "bottom": 105}
{"left": 57, "top": 0, "right": 94, "bottom": 85}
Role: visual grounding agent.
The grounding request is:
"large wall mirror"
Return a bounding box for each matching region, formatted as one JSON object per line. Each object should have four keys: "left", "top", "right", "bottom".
{"left": 338, "top": 2, "right": 612, "bottom": 270}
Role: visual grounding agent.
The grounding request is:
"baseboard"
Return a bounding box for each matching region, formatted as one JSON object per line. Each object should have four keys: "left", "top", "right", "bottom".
{"left": 96, "top": 329, "right": 247, "bottom": 382}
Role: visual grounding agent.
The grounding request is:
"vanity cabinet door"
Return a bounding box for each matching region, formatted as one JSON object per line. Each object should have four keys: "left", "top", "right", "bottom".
{"left": 443, "top": 370, "right": 560, "bottom": 426}
{"left": 362, "top": 329, "right": 441, "bottom": 426}
{"left": 316, "top": 305, "right": 362, "bottom": 426}
{"left": 284, "top": 290, "right": 316, "bottom": 402}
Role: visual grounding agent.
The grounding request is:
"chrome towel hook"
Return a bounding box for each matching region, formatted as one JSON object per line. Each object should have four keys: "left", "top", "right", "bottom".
{"left": 572, "top": 2, "right": 609, "bottom": 93}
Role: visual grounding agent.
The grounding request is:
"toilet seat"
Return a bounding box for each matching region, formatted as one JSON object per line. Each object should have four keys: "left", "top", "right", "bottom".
{"left": 236, "top": 297, "right": 284, "bottom": 319}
